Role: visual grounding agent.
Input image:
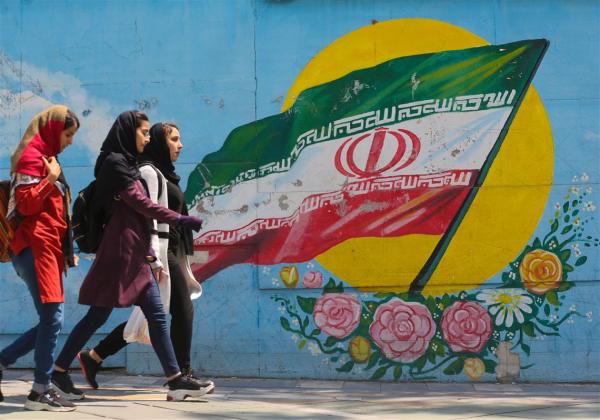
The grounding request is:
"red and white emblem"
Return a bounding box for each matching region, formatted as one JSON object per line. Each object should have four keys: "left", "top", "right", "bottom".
{"left": 334, "top": 127, "right": 421, "bottom": 178}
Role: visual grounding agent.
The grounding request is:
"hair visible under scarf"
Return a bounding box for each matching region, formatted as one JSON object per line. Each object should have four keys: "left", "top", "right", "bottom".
{"left": 10, "top": 104, "right": 76, "bottom": 267}
{"left": 11, "top": 105, "right": 69, "bottom": 177}
{"left": 139, "top": 122, "right": 193, "bottom": 255}
{"left": 139, "top": 123, "right": 181, "bottom": 185}
{"left": 93, "top": 111, "right": 148, "bottom": 205}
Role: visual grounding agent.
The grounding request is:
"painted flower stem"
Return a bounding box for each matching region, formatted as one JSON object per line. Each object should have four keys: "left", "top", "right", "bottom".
{"left": 409, "top": 356, "right": 456, "bottom": 376}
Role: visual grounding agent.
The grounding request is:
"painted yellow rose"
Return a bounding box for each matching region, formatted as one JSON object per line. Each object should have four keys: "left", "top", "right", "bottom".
{"left": 279, "top": 266, "right": 299, "bottom": 288}
{"left": 519, "top": 249, "right": 562, "bottom": 295}
{"left": 349, "top": 336, "right": 371, "bottom": 363}
{"left": 463, "top": 357, "right": 485, "bottom": 381}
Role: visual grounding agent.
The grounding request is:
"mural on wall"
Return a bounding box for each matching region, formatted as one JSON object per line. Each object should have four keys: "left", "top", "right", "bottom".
{"left": 186, "top": 38, "right": 547, "bottom": 286}
{"left": 273, "top": 181, "right": 598, "bottom": 380}
{"left": 183, "top": 19, "right": 597, "bottom": 381}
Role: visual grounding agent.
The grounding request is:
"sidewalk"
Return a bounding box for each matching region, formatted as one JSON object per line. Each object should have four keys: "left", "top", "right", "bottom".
{"left": 0, "top": 369, "right": 598, "bottom": 419}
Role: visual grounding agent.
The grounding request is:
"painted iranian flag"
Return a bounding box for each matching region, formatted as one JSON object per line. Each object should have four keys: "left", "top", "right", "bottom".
{"left": 185, "top": 39, "right": 548, "bottom": 287}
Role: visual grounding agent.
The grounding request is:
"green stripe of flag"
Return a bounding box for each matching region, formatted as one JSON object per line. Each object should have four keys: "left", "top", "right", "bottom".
{"left": 185, "top": 39, "right": 548, "bottom": 203}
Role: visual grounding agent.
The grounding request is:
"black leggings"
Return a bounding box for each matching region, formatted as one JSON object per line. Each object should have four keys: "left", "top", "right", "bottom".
{"left": 94, "top": 250, "right": 195, "bottom": 369}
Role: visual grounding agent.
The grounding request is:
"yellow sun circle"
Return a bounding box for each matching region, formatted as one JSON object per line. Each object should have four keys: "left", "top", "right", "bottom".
{"left": 282, "top": 18, "right": 553, "bottom": 295}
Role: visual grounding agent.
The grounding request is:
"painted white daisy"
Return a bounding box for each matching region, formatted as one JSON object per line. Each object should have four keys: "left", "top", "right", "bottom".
{"left": 570, "top": 186, "right": 580, "bottom": 194}
{"left": 554, "top": 202, "right": 561, "bottom": 210}
{"left": 573, "top": 217, "right": 581, "bottom": 226}
{"left": 570, "top": 304, "right": 577, "bottom": 312}
{"left": 581, "top": 173, "right": 589, "bottom": 182}
{"left": 477, "top": 289, "right": 533, "bottom": 328}
{"left": 584, "top": 201, "right": 596, "bottom": 212}
{"left": 572, "top": 175, "right": 578, "bottom": 182}
{"left": 586, "top": 187, "right": 593, "bottom": 194}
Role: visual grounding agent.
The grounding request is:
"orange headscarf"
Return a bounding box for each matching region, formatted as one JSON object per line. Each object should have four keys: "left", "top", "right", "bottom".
{"left": 11, "top": 105, "right": 68, "bottom": 178}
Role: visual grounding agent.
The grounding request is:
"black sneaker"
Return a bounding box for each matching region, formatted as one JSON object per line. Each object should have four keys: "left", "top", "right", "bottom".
{"left": 51, "top": 370, "right": 85, "bottom": 400}
{"left": 166, "top": 374, "right": 214, "bottom": 401}
{"left": 77, "top": 349, "right": 100, "bottom": 389}
{"left": 0, "top": 369, "right": 3, "bottom": 402}
{"left": 24, "top": 389, "right": 76, "bottom": 412}
{"left": 181, "top": 367, "right": 215, "bottom": 393}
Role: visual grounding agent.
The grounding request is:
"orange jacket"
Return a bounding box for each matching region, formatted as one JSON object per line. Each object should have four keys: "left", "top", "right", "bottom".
{"left": 11, "top": 179, "right": 67, "bottom": 303}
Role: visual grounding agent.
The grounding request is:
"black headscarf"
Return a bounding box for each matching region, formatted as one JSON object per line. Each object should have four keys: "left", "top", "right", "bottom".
{"left": 93, "top": 111, "right": 143, "bottom": 206}
{"left": 139, "top": 123, "right": 180, "bottom": 185}
{"left": 140, "top": 122, "right": 194, "bottom": 255}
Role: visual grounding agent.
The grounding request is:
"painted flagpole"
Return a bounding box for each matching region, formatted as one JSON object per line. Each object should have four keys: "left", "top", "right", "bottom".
{"left": 408, "top": 39, "right": 550, "bottom": 296}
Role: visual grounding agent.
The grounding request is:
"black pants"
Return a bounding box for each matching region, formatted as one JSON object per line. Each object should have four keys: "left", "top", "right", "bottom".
{"left": 94, "top": 250, "right": 195, "bottom": 369}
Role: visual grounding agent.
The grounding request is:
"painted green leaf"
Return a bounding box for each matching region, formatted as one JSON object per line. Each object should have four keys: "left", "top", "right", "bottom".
{"left": 575, "top": 256, "right": 587, "bottom": 266}
{"left": 302, "top": 316, "right": 309, "bottom": 329}
{"left": 393, "top": 366, "right": 402, "bottom": 381}
{"left": 550, "top": 220, "right": 559, "bottom": 234}
{"left": 563, "top": 202, "right": 569, "bottom": 213}
{"left": 336, "top": 360, "right": 355, "bottom": 373}
{"left": 428, "top": 352, "right": 436, "bottom": 364}
{"left": 483, "top": 359, "right": 497, "bottom": 374}
{"left": 544, "top": 304, "right": 550, "bottom": 316}
{"left": 546, "top": 291, "right": 559, "bottom": 306}
{"left": 330, "top": 356, "right": 339, "bottom": 363}
{"left": 374, "top": 292, "right": 393, "bottom": 299}
{"left": 414, "top": 355, "right": 427, "bottom": 372}
{"left": 558, "top": 282, "right": 572, "bottom": 292}
{"left": 522, "top": 322, "right": 535, "bottom": 337}
{"left": 371, "top": 366, "right": 388, "bottom": 380}
{"left": 521, "top": 342, "right": 531, "bottom": 356}
{"left": 532, "top": 238, "right": 542, "bottom": 248}
{"left": 297, "top": 296, "right": 316, "bottom": 314}
{"left": 325, "top": 336, "right": 341, "bottom": 347}
{"left": 323, "top": 278, "right": 344, "bottom": 294}
{"left": 366, "top": 352, "right": 380, "bottom": 370}
{"left": 573, "top": 209, "right": 579, "bottom": 216}
{"left": 559, "top": 249, "right": 571, "bottom": 261}
{"left": 561, "top": 225, "right": 573, "bottom": 235}
{"left": 563, "top": 264, "right": 574, "bottom": 273}
{"left": 572, "top": 199, "right": 578, "bottom": 207}
{"left": 298, "top": 339, "right": 306, "bottom": 349}
{"left": 443, "top": 358, "right": 464, "bottom": 375}
{"left": 280, "top": 317, "right": 291, "bottom": 331}
{"left": 564, "top": 215, "right": 570, "bottom": 223}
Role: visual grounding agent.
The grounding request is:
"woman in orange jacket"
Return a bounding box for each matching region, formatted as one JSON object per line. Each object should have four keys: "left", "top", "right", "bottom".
{"left": 0, "top": 105, "right": 79, "bottom": 412}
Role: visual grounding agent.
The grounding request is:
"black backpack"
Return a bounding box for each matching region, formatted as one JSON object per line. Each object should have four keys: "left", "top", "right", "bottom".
{"left": 72, "top": 180, "right": 106, "bottom": 254}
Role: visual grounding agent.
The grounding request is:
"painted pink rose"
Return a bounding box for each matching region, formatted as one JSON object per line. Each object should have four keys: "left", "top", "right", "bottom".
{"left": 369, "top": 298, "right": 435, "bottom": 363}
{"left": 313, "top": 294, "right": 361, "bottom": 339}
{"left": 303, "top": 271, "right": 323, "bottom": 288}
{"left": 441, "top": 301, "right": 492, "bottom": 354}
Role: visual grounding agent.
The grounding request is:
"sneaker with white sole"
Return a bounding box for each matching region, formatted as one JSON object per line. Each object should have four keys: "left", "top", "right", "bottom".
{"left": 181, "top": 367, "right": 215, "bottom": 394}
{"left": 166, "top": 375, "right": 214, "bottom": 401}
{"left": 24, "top": 389, "right": 76, "bottom": 412}
{"left": 51, "top": 370, "right": 85, "bottom": 400}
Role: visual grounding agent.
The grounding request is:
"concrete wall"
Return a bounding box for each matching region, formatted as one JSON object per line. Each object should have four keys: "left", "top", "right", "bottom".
{"left": 0, "top": 0, "right": 598, "bottom": 382}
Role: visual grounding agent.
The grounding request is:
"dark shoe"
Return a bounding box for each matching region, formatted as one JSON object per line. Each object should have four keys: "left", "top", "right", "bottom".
{"left": 166, "top": 375, "right": 214, "bottom": 401}
{"left": 77, "top": 349, "right": 100, "bottom": 389}
{"left": 181, "top": 367, "right": 215, "bottom": 393}
{"left": 0, "top": 369, "right": 3, "bottom": 402}
{"left": 51, "top": 370, "right": 85, "bottom": 400}
{"left": 24, "top": 389, "right": 76, "bottom": 412}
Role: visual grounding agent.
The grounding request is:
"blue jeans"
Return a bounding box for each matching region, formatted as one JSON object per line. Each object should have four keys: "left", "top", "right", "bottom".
{"left": 55, "top": 278, "right": 179, "bottom": 377}
{"left": 0, "top": 248, "right": 64, "bottom": 386}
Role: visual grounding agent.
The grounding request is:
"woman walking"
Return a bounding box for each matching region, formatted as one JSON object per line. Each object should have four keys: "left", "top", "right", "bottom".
{"left": 77, "top": 122, "right": 213, "bottom": 391}
{"left": 0, "top": 105, "right": 79, "bottom": 412}
{"left": 51, "top": 111, "right": 210, "bottom": 402}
